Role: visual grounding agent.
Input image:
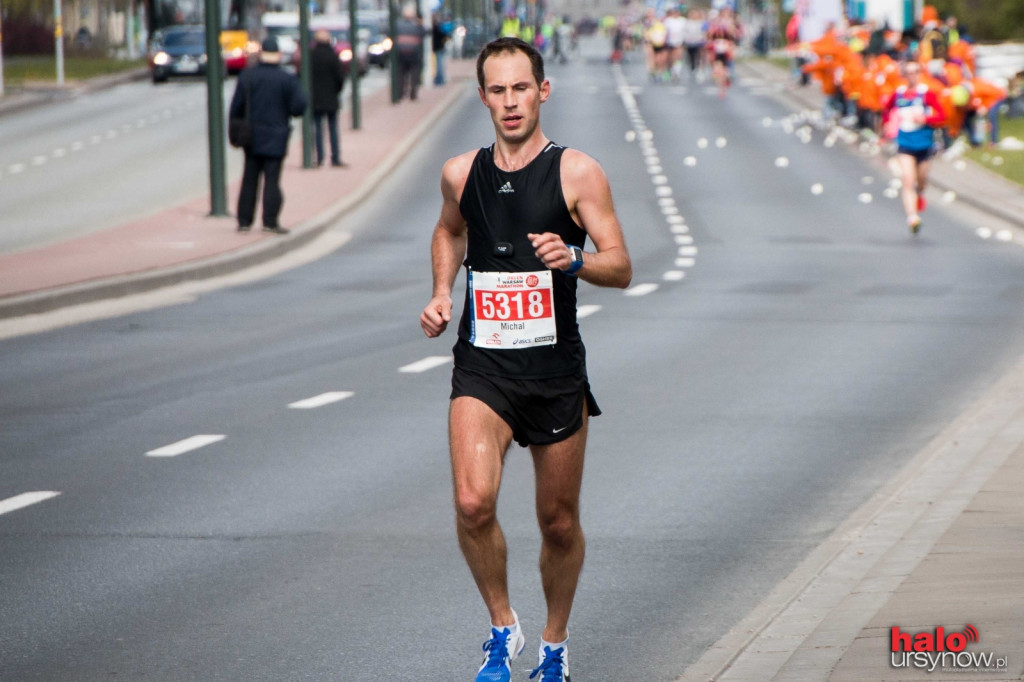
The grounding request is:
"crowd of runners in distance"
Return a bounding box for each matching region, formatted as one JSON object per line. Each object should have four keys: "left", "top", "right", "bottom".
{"left": 790, "top": 5, "right": 1017, "bottom": 233}
{"left": 609, "top": 6, "right": 743, "bottom": 96}
{"left": 790, "top": 6, "right": 1011, "bottom": 152}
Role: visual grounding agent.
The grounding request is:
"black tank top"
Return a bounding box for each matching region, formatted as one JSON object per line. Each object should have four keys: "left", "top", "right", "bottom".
{"left": 454, "top": 142, "right": 588, "bottom": 379}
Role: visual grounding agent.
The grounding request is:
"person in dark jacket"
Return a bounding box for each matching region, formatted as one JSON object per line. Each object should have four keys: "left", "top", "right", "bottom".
{"left": 230, "top": 37, "right": 307, "bottom": 234}
{"left": 395, "top": 3, "right": 426, "bottom": 100}
{"left": 310, "top": 29, "right": 346, "bottom": 167}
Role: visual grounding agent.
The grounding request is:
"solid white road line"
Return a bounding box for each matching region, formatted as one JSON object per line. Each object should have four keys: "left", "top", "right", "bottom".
{"left": 146, "top": 434, "right": 226, "bottom": 457}
{"left": 577, "top": 304, "right": 602, "bottom": 319}
{"left": 625, "top": 283, "right": 659, "bottom": 297}
{"left": 0, "top": 491, "right": 61, "bottom": 516}
{"left": 399, "top": 356, "right": 452, "bottom": 373}
{"left": 288, "top": 391, "right": 354, "bottom": 409}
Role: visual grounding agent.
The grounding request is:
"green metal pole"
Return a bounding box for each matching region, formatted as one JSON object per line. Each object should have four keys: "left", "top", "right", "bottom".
{"left": 349, "top": 0, "right": 361, "bottom": 129}
{"left": 389, "top": 0, "right": 400, "bottom": 103}
{"left": 299, "top": 0, "right": 314, "bottom": 168}
{"left": 205, "top": 0, "right": 228, "bottom": 216}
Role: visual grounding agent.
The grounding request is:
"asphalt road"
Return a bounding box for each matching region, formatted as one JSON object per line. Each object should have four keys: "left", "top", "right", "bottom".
{"left": 0, "top": 69, "right": 388, "bottom": 255}
{"left": 2, "top": 49, "right": 1024, "bottom": 680}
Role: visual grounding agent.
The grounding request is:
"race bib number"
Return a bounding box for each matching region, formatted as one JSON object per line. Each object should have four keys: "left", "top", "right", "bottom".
{"left": 898, "top": 103, "right": 925, "bottom": 132}
{"left": 469, "top": 270, "right": 556, "bottom": 350}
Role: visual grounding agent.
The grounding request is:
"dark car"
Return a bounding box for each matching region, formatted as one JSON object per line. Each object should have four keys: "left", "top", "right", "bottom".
{"left": 149, "top": 25, "right": 209, "bottom": 83}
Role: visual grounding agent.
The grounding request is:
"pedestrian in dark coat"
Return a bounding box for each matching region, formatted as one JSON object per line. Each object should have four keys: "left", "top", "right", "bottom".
{"left": 395, "top": 3, "right": 426, "bottom": 100}
{"left": 230, "top": 37, "right": 307, "bottom": 234}
{"left": 310, "top": 29, "right": 346, "bottom": 167}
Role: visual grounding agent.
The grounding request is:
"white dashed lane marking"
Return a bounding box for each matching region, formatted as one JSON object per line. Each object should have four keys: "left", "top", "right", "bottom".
{"left": 399, "top": 356, "right": 452, "bottom": 373}
{"left": 146, "top": 434, "right": 226, "bottom": 457}
{"left": 0, "top": 491, "right": 61, "bottom": 517}
{"left": 577, "top": 304, "right": 602, "bottom": 319}
{"left": 288, "top": 391, "right": 354, "bottom": 409}
{"left": 624, "top": 283, "right": 659, "bottom": 297}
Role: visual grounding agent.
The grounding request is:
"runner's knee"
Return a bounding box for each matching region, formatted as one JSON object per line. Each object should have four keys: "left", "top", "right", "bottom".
{"left": 454, "top": 488, "right": 498, "bottom": 532}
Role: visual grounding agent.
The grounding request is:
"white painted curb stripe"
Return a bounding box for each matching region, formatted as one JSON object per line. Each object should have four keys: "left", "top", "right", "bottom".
{"left": 288, "top": 391, "right": 354, "bottom": 409}
{"left": 0, "top": 491, "right": 61, "bottom": 516}
{"left": 399, "top": 356, "right": 452, "bottom": 373}
{"left": 146, "top": 435, "right": 226, "bottom": 457}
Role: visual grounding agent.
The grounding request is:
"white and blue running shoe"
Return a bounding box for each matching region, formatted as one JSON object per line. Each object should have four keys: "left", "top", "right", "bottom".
{"left": 475, "top": 615, "right": 525, "bottom": 682}
{"left": 530, "top": 645, "right": 570, "bottom": 682}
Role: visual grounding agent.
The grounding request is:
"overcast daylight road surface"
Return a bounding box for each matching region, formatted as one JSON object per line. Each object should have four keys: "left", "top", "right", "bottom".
{"left": 2, "top": 45, "right": 1024, "bottom": 681}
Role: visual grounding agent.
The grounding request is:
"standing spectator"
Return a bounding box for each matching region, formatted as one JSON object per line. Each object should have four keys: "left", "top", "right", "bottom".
{"left": 432, "top": 12, "right": 451, "bottom": 86}
{"left": 395, "top": 3, "right": 426, "bottom": 100}
{"left": 310, "top": 29, "right": 346, "bottom": 167}
{"left": 230, "top": 37, "right": 307, "bottom": 234}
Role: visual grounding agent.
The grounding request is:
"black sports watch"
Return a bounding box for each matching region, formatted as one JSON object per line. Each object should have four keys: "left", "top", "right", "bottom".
{"left": 566, "top": 245, "right": 584, "bottom": 276}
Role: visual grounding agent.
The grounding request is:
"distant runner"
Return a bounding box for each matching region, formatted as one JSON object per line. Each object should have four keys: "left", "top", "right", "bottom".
{"left": 419, "top": 37, "right": 632, "bottom": 682}
{"left": 883, "top": 61, "right": 946, "bottom": 234}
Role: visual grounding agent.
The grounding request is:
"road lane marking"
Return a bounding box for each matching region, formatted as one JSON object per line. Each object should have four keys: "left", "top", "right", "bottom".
{"left": 676, "top": 257, "right": 696, "bottom": 267}
{"left": 625, "top": 283, "right": 659, "bottom": 297}
{"left": 52, "top": 148, "right": 67, "bottom": 158}
{"left": 0, "top": 491, "right": 61, "bottom": 516}
{"left": 678, "top": 245, "right": 698, "bottom": 256}
{"left": 146, "top": 434, "right": 226, "bottom": 457}
{"left": 31, "top": 156, "right": 47, "bottom": 166}
{"left": 288, "top": 391, "right": 354, "bottom": 409}
{"left": 399, "top": 356, "right": 452, "bottom": 373}
{"left": 8, "top": 164, "right": 25, "bottom": 174}
{"left": 577, "top": 304, "right": 601, "bottom": 319}
{"left": 663, "top": 270, "right": 686, "bottom": 281}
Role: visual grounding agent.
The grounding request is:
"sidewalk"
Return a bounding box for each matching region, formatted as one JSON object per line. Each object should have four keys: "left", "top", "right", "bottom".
{"left": 0, "top": 60, "right": 474, "bottom": 318}
{"left": 680, "top": 60, "right": 1024, "bottom": 681}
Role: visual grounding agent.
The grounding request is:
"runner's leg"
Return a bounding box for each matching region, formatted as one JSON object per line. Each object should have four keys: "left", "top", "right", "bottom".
{"left": 898, "top": 153, "right": 919, "bottom": 220}
{"left": 530, "top": 409, "right": 587, "bottom": 643}
{"left": 450, "top": 396, "right": 516, "bottom": 628}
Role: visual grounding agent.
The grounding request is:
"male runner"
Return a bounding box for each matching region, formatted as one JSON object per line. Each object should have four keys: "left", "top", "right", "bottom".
{"left": 883, "top": 60, "right": 946, "bottom": 234}
{"left": 419, "top": 37, "right": 631, "bottom": 682}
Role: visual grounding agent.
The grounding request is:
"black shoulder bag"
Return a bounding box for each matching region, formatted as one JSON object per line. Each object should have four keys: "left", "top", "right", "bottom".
{"left": 228, "top": 76, "right": 253, "bottom": 148}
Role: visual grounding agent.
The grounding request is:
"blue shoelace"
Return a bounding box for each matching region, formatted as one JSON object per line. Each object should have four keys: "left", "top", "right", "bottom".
{"left": 529, "top": 646, "right": 566, "bottom": 681}
{"left": 481, "top": 627, "right": 512, "bottom": 670}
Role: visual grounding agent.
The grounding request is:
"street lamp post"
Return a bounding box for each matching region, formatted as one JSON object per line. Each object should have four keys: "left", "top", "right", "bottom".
{"left": 205, "top": 0, "right": 228, "bottom": 215}
{"left": 299, "top": 0, "right": 314, "bottom": 168}
{"left": 348, "top": 0, "right": 361, "bottom": 129}
{"left": 54, "top": 0, "right": 64, "bottom": 86}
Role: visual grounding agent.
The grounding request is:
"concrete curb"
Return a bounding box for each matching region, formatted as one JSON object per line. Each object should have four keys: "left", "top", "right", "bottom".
{"left": 0, "top": 67, "right": 150, "bottom": 118}
{"left": 0, "top": 79, "right": 471, "bottom": 319}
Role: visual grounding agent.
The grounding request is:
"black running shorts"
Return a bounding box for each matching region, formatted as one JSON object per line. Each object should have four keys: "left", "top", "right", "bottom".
{"left": 897, "top": 145, "right": 935, "bottom": 163}
{"left": 450, "top": 366, "right": 602, "bottom": 448}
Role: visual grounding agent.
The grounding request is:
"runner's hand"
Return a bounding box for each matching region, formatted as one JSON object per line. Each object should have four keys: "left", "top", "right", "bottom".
{"left": 421, "top": 295, "right": 453, "bottom": 337}
{"left": 528, "top": 232, "right": 572, "bottom": 272}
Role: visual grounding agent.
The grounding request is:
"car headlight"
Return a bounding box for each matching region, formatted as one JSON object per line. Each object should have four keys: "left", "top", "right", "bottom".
{"left": 382, "top": 37, "right": 392, "bottom": 50}
{"left": 368, "top": 44, "right": 384, "bottom": 55}
{"left": 153, "top": 51, "right": 170, "bottom": 65}
{"left": 339, "top": 48, "right": 353, "bottom": 62}
{"left": 199, "top": 54, "right": 208, "bottom": 64}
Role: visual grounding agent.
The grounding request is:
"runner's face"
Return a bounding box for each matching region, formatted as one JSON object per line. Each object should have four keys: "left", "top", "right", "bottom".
{"left": 479, "top": 51, "right": 550, "bottom": 145}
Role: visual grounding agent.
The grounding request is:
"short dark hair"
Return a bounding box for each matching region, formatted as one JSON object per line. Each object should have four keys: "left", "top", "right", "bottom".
{"left": 476, "top": 37, "right": 545, "bottom": 89}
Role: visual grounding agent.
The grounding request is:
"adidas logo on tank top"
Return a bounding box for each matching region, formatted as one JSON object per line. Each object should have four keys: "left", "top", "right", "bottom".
{"left": 498, "top": 181, "right": 514, "bottom": 194}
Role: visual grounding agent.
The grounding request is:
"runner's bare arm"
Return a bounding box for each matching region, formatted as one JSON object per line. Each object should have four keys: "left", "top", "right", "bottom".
{"left": 528, "top": 149, "right": 632, "bottom": 288}
{"left": 421, "top": 153, "right": 473, "bottom": 338}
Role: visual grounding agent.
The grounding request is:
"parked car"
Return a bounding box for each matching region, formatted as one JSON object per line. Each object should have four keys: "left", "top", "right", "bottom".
{"left": 149, "top": 25, "right": 208, "bottom": 83}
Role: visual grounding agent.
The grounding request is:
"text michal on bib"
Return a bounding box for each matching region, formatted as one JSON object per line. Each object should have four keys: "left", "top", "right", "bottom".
{"left": 468, "top": 270, "right": 556, "bottom": 349}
